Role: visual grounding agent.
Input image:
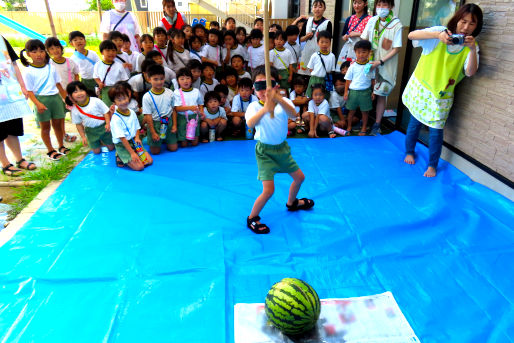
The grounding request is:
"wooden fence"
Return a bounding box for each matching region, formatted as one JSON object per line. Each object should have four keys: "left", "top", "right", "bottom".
{"left": 0, "top": 11, "right": 296, "bottom": 37}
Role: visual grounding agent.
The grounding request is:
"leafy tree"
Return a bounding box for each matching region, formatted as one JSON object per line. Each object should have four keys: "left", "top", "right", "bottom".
{"left": 87, "top": 0, "right": 114, "bottom": 11}
{"left": 1, "top": 0, "right": 26, "bottom": 11}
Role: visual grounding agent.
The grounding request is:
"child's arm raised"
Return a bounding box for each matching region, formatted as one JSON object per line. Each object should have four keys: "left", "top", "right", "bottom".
{"left": 246, "top": 88, "right": 277, "bottom": 128}
{"left": 273, "top": 93, "right": 297, "bottom": 118}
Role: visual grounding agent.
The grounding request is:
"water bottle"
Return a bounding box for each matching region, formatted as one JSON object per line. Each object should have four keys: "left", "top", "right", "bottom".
{"left": 209, "top": 128, "right": 215, "bottom": 142}
{"left": 160, "top": 117, "right": 169, "bottom": 139}
{"left": 134, "top": 142, "right": 148, "bottom": 163}
{"left": 245, "top": 123, "right": 253, "bottom": 140}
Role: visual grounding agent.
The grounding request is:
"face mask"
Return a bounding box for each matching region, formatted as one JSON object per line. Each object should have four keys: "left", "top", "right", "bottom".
{"left": 114, "top": 2, "right": 126, "bottom": 11}
{"left": 377, "top": 8, "right": 390, "bottom": 18}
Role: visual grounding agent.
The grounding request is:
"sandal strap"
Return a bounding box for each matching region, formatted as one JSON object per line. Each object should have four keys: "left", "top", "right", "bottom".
{"left": 16, "top": 158, "right": 26, "bottom": 166}
{"left": 2, "top": 163, "right": 14, "bottom": 171}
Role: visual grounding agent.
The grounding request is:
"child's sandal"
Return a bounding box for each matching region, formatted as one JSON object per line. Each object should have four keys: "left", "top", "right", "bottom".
{"left": 286, "top": 198, "right": 315, "bottom": 211}
{"left": 247, "top": 216, "right": 270, "bottom": 234}
{"left": 47, "top": 150, "right": 63, "bottom": 161}
{"left": 58, "top": 146, "right": 70, "bottom": 154}
{"left": 16, "top": 158, "right": 37, "bottom": 170}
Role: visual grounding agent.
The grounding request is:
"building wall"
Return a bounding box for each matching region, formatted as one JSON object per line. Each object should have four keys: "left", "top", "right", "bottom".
{"left": 444, "top": 0, "right": 514, "bottom": 182}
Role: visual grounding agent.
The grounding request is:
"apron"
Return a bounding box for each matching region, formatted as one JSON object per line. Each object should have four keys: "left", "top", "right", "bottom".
{"left": 108, "top": 11, "right": 139, "bottom": 51}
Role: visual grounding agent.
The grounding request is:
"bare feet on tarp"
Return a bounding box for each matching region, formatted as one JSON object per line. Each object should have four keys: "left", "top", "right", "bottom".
{"left": 404, "top": 154, "right": 415, "bottom": 165}
{"left": 423, "top": 166, "right": 437, "bottom": 178}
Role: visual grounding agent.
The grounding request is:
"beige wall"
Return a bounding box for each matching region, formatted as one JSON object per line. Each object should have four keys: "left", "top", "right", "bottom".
{"left": 445, "top": 1, "right": 514, "bottom": 182}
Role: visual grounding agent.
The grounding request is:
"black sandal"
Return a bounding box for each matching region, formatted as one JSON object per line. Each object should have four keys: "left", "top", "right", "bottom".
{"left": 247, "top": 216, "right": 270, "bottom": 234}
{"left": 116, "top": 156, "right": 125, "bottom": 168}
{"left": 16, "top": 158, "right": 37, "bottom": 171}
{"left": 286, "top": 198, "right": 315, "bottom": 211}
{"left": 58, "top": 146, "right": 70, "bottom": 154}
{"left": 2, "top": 164, "right": 23, "bottom": 176}
{"left": 47, "top": 150, "right": 63, "bottom": 161}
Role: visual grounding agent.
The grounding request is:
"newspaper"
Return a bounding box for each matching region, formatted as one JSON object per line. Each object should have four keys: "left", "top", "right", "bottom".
{"left": 234, "top": 292, "right": 420, "bottom": 343}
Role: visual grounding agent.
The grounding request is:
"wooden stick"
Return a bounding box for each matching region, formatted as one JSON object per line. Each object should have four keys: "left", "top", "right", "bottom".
{"left": 44, "top": 0, "right": 57, "bottom": 38}
{"left": 263, "top": 0, "right": 274, "bottom": 118}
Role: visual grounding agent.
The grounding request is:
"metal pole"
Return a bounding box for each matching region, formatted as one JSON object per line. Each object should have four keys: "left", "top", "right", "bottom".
{"left": 263, "top": 0, "right": 274, "bottom": 117}
{"left": 44, "top": 0, "right": 57, "bottom": 38}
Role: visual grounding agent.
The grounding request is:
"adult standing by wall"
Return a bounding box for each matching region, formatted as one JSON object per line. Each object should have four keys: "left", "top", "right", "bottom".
{"left": 336, "top": 0, "right": 371, "bottom": 68}
{"left": 297, "top": 0, "right": 332, "bottom": 77}
{"left": 402, "top": 4, "right": 482, "bottom": 178}
{"left": 360, "top": 0, "right": 402, "bottom": 135}
{"left": 100, "top": 0, "right": 142, "bottom": 51}
{"left": 158, "top": 0, "right": 187, "bottom": 31}
{"left": 0, "top": 36, "right": 37, "bottom": 176}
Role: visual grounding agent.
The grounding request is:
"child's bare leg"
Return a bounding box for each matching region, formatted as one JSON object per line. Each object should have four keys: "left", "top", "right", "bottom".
{"left": 308, "top": 113, "right": 316, "bottom": 138}
{"left": 167, "top": 143, "right": 178, "bottom": 152}
{"left": 150, "top": 146, "right": 161, "bottom": 155}
{"left": 51, "top": 118, "right": 65, "bottom": 148}
{"left": 216, "top": 119, "right": 227, "bottom": 140}
{"left": 191, "top": 137, "right": 199, "bottom": 146}
{"left": 359, "top": 111, "right": 369, "bottom": 135}
{"left": 424, "top": 166, "right": 436, "bottom": 178}
{"left": 288, "top": 120, "right": 296, "bottom": 131}
{"left": 249, "top": 180, "right": 275, "bottom": 219}
{"left": 144, "top": 152, "right": 153, "bottom": 166}
{"left": 180, "top": 140, "right": 187, "bottom": 147}
{"left": 127, "top": 158, "right": 144, "bottom": 171}
{"left": 318, "top": 115, "right": 332, "bottom": 136}
{"left": 286, "top": 169, "right": 305, "bottom": 206}
{"left": 92, "top": 148, "right": 102, "bottom": 154}
{"left": 40, "top": 121, "right": 55, "bottom": 152}
{"left": 106, "top": 144, "right": 115, "bottom": 151}
{"left": 347, "top": 110, "right": 356, "bottom": 132}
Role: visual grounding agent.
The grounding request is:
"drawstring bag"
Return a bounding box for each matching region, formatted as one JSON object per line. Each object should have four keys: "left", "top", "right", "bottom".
{"left": 185, "top": 112, "right": 198, "bottom": 141}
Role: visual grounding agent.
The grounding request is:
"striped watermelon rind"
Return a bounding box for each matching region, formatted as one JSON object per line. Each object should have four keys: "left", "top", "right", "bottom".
{"left": 264, "top": 278, "right": 321, "bottom": 335}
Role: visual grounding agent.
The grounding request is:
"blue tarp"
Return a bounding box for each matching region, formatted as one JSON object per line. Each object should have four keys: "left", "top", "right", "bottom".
{"left": 0, "top": 131, "right": 513, "bottom": 342}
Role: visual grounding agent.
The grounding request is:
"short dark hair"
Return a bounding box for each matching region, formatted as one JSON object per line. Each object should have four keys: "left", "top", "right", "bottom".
{"left": 447, "top": 3, "right": 483, "bottom": 37}
{"left": 145, "top": 50, "right": 162, "bottom": 60}
{"left": 250, "top": 29, "right": 264, "bottom": 40}
{"left": 317, "top": 30, "right": 332, "bottom": 42}
{"left": 292, "top": 76, "right": 306, "bottom": 87}
{"left": 205, "top": 91, "right": 221, "bottom": 103}
{"left": 68, "top": 31, "right": 85, "bottom": 42}
{"left": 108, "top": 82, "right": 131, "bottom": 102}
{"left": 45, "top": 37, "right": 62, "bottom": 51}
{"left": 311, "top": 83, "right": 326, "bottom": 94}
{"left": 223, "top": 66, "right": 238, "bottom": 79}
{"left": 201, "top": 62, "right": 215, "bottom": 72}
{"left": 274, "top": 30, "right": 287, "bottom": 41}
{"left": 153, "top": 27, "right": 167, "bottom": 36}
{"left": 223, "top": 30, "right": 237, "bottom": 42}
{"left": 333, "top": 72, "right": 345, "bottom": 84}
{"left": 140, "top": 34, "right": 154, "bottom": 44}
{"left": 141, "top": 59, "right": 157, "bottom": 73}
{"left": 176, "top": 67, "right": 192, "bottom": 79}
{"left": 312, "top": 0, "right": 326, "bottom": 8}
{"left": 254, "top": 17, "right": 263, "bottom": 25}
{"left": 225, "top": 17, "right": 236, "bottom": 25}
{"left": 268, "top": 31, "right": 276, "bottom": 40}
{"left": 340, "top": 60, "right": 351, "bottom": 71}
{"left": 231, "top": 54, "right": 244, "bottom": 64}
{"left": 285, "top": 25, "right": 300, "bottom": 37}
{"left": 270, "top": 23, "right": 282, "bottom": 31}
{"left": 208, "top": 28, "right": 221, "bottom": 36}
{"left": 210, "top": 21, "right": 220, "bottom": 27}
{"left": 193, "top": 24, "right": 208, "bottom": 35}
{"left": 146, "top": 64, "right": 165, "bottom": 78}
{"left": 186, "top": 59, "right": 202, "bottom": 70}
{"left": 121, "top": 33, "right": 130, "bottom": 43}
{"left": 374, "top": 0, "right": 394, "bottom": 11}
{"left": 99, "top": 40, "right": 117, "bottom": 52}
{"left": 108, "top": 31, "right": 124, "bottom": 41}
{"left": 354, "top": 39, "right": 372, "bottom": 51}
{"left": 238, "top": 77, "right": 253, "bottom": 89}
{"left": 214, "top": 84, "right": 228, "bottom": 95}
{"left": 252, "top": 65, "right": 279, "bottom": 83}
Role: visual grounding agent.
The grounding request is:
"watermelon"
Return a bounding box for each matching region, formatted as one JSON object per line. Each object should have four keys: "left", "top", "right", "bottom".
{"left": 264, "top": 278, "right": 321, "bottom": 336}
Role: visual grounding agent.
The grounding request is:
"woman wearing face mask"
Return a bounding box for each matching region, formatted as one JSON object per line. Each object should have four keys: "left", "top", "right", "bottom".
{"left": 100, "top": 0, "right": 142, "bottom": 51}
{"left": 360, "top": 0, "right": 402, "bottom": 135}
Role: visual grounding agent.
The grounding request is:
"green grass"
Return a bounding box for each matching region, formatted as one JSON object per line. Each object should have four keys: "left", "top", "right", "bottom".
{"left": 8, "top": 33, "right": 101, "bottom": 49}
{"left": 8, "top": 144, "right": 85, "bottom": 220}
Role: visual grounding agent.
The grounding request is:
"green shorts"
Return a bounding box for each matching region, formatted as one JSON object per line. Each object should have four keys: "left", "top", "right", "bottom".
{"left": 81, "top": 78, "right": 97, "bottom": 93}
{"left": 101, "top": 86, "right": 112, "bottom": 106}
{"left": 255, "top": 140, "right": 299, "bottom": 181}
{"left": 84, "top": 124, "right": 113, "bottom": 150}
{"left": 115, "top": 140, "right": 148, "bottom": 164}
{"left": 346, "top": 88, "right": 373, "bottom": 112}
{"left": 177, "top": 114, "right": 200, "bottom": 141}
{"left": 277, "top": 69, "right": 290, "bottom": 90}
{"left": 147, "top": 119, "right": 178, "bottom": 147}
{"left": 34, "top": 94, "right": 66, "bottom": 122}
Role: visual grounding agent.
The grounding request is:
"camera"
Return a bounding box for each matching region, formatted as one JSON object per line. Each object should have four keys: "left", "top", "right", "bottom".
{"left": 450, "top": 34, "right": 465, "bottom": 45}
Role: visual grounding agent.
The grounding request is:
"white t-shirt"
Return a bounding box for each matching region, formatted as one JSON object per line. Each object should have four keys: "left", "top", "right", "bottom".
{"left": 100, "top": 10, "right": 142, "bottom": 51}
{"left": 110, "top": 108, "right": 141, "bottom": 143}
{"left": 201, "top": 44, "right": 222, "bottom": 66}
{"left": 173, "top": 88, "right": 204, "bottom": 116}
{"left": 135, "top": 52, "right": 148, "bottom": 73}
{"left": 221, "top": 44, "right": 248, "bottom": 65}
{"left": 289, "top": 90, "right": 306, "bottom": 114}
{"left": 200, "top": 79, "right": 220, "bottom": 98}
{"left": 307, "top": 52, "right": 336, "bottom": 77}
{"left": 50, "top": 58, "right": 79, "bottom": 89}
{"left": 284, "top": 41, "right": 301, "bottom": 65}
{"left": 345, "top": 62, "right": 375, "bottom": 90}
{"left": 71, "top": 97, "right": 109, "bottom": 128}
{"left": 93, "top": 61, "right": 129, "bottom": 87}
{"left": 269, "top": 48, "right": 294, "bottom": 71}
{"left": 307, "top": 99, "right": 330, "bottom": 116}
{"left": 237, "top": 71, "right": 252, "bottom": 80}
{"left": 128, "top": 98, "right": 139, "bottom": 114}
{"left": 70, "top": 50, "right": 101, "bottom": 79}
{"left": 204, "top": 106, "right": 227, "bottom": 120}
{"left": 142, "top": 88, "right": 174, "bottom": 120}
{"left": 189, "top": 50, "right": 202, "bottom": 62}
{"left": 245, "top": 98, "right": 295, "bottom": 145}
{"left": 24, "top": 64, "right": 61, "bottom": 96}
{"left": 231, "top": 94, "right": 258, "bottom": 113}
{"left": 329, "top": 91, "right": 346, "bottom": 109}
{"left": 168, "top": 49, "right": 191, "bottom": 73}
{"left": 115, "top": 51, "right": 132, "bottom": 75}
{"left": 413, "top": 26, "right": 479, "bottom": 76}
{"left": 128, "top": 73, "right": 151, "bottom": 93}
{"left": 247, "top": 45, "right": 265, "bottom": 69}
